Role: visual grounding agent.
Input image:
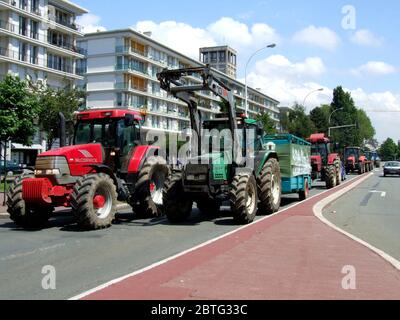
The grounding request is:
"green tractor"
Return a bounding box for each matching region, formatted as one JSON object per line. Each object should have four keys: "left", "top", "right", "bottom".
{"left": 157, "top": 66, "right": 281, "bottom": 224}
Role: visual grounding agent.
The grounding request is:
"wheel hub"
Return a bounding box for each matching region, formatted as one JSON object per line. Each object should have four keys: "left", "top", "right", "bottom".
{"left": 93, "top": 195, "right": 106, "bottom": 209}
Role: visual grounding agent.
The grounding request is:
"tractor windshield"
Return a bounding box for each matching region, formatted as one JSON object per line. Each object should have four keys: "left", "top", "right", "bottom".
{"left": 74, "top": 118, "right": 140, "bottom": 154}
{"left": 311, "top": 143, "right": 328, "bottom": 160}
{"left": 345, "top": 148, "right": 360, "bottom": 160}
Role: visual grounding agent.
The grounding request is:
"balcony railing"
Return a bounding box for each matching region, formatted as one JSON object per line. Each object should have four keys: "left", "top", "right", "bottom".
{"left": 116, "top": 46, "right": 148, "bottom": 57}
{"left": 115, "top": 82, "right": 147, "bottom": 92}
{"left": 115, "top": 63, "right": 151, "bottom": 77}
{"left": 0, "top": 19, "right": 86, "bottom": 55}
{"left": 0, "top": 47, "right": 77, "bottom": 75}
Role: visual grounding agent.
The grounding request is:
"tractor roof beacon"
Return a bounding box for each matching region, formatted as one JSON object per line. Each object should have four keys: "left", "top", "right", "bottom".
{"left": 6, "top": 108, "right": 170, "bottom": 230}
{"left": 157, "top": 66, "right": 282, "bottom": 225}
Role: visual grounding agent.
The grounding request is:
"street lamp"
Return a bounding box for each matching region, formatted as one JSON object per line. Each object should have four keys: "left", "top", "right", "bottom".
{"left": 245, "top": 43, "right": 276, "bottom": 117}
{"left": 328, "top": 107, "right": 344, "bottom": 137}
{"left": 303, "top": 88, "right": 324, "bottom": 108}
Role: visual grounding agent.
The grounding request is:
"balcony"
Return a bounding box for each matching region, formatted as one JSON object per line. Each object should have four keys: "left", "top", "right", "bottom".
{"left": 116, "top": 45, "right": 148, "bottom": 58}
{"left": 115, "top": 63, "right": 151, "bottom": 77}
{"left": 1, "top": 0, "right": 43, "bottom": 17}
{"left": 115, "top": 82, "right": 147, "bottom": 93}
{"left": 0, "top": 19, "right": 86, "bottom": 55}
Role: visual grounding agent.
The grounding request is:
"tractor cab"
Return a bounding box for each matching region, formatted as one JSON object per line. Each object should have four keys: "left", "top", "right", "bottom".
{"left": 73, "top": 109, "right": 145, "bottom": 173}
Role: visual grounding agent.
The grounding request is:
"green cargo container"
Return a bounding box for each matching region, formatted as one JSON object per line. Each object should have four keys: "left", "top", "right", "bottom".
{"left": 263, "top": 134, "right": 312, "bottom": 195}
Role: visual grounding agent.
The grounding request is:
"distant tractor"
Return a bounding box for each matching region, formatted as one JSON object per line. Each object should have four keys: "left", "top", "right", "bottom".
{"left": 308, "top": 133, "right": 341, "bottom": 189}
{"left": 7, "top": 109, "right": 170, "bottom": 230}
{"left": 365, "top": 150, "right": 381, "bottom": 169}
{"left": 344, "top": 147, "right": 373, "bottom": 174}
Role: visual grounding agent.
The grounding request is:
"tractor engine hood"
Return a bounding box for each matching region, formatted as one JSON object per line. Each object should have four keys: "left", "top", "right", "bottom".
{"left": 188, "top": 151, "right": 232, "bottom": 166}
{"left": 311, "top": 155, "right": 322, "bottom": 164}
{"left": 38, "top": 144, "right": 104, "bottom": 176}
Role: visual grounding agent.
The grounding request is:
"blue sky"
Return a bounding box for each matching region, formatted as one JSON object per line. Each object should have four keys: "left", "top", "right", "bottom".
{"left": 74, "top": 0, "right": 400, "bottom": 142}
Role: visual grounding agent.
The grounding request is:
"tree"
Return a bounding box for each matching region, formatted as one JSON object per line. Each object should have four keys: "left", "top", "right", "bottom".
{"left": 36, "top": 85, "right": 85, "bottom": 149}
{"left": 309, "top": 104, "right": 330, "bottom": 134}
{"left": 256, "top": 112, "right": 277, "bottom": 135}
{"left": 379, "top": 138, "right": 398, "bottom": 161}
{"left": 356, "top": 109, "right": 375, "bottom": 146}
{"left": 286, "top": 103, "right": 316, "bottom": 139}
{"left": 0, "top": 75, "right": 40, "bottom": 145}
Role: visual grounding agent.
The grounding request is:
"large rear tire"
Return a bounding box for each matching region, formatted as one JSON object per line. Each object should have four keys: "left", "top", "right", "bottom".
{"left": 231, "top": 174, "right": 258, "bottom": 225}
{"left": 71, "top": 173, "right": 117, "bottom": 230}
{"left": 257, "top": 158, "right": 281, "bottom": 215}
{"left": 132, "top": 157, "right": 170, "bottom": 218}
{"left": 163, "top": 171, "right": 193, "bottom": 223}
{"left": 7, "top": 175, "right": 53, "bottom": 229}
{"left": 326, "top": 165, "right": 337, "bottom": 189}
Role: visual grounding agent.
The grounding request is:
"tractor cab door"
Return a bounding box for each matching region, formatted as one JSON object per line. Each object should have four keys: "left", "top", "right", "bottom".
{"left": 117, "top": 119, "right": 141, "bottom": 174}
{"left": 245, "top": 123, "right": 264, "bottom": 171}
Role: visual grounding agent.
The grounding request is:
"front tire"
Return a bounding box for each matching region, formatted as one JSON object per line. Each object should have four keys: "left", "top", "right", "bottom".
{"left": 132, "top": 157, "right": 170, "bottom": 218}
{"left": 257, "top": 159, "right": 281, "bottom": 215}
{"left": 7, "top": 175, "right": 53, "bottom": 229}
{"left": 231, "top": 174, "right": 258, "bottom": 224}
{"left": 326, "top": 165, "right": 337, "bottom": 189}
{"left": 334, "top": 159, "right": 341, "bottom": 185}
{"left": 71, "top": 173, "right": 117, "bottom": 230}
{"left": 163, "top": 171, "right": 193, "bottom": 223}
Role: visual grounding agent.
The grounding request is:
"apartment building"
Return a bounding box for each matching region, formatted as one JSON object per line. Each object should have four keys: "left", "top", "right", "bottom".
{"left": 78, "top": 28, "right": 280, "bottom": 134}
{"left": 199, "top": 46, "right": 237, "bottom": 79}
{"left": 0, "top": 0, "right": 87, "bottom": 164}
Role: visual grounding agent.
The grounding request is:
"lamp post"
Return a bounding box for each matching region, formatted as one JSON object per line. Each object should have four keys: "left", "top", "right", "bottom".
{"left": 302, "top": 88, "right": 324, "bottom": 108}
{"left": 245, "top": 43, "right": 276, "bottom": 117}
{"left": 328, "top": 108, "right": 344, "bottom": 137}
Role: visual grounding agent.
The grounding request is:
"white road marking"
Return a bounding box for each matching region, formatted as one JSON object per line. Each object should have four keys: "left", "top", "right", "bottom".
{"left": 69, "top": 176, "right": 364, "bottom": 300}
{"left": 370, "top": 190, "right": 387, "bottom": 197}
{"left": 314, "top": 173, "right": 400, "bottom": 271}
{"left": 1, "top": 243, "right": 66, "bottom": 262}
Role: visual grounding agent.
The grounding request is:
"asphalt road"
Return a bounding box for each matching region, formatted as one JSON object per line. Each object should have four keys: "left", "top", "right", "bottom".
{"left": 324, "top": 167, "right": 400, "bottom": 261}
{"left": 0, "top": 176, "right": 357, "bottom": 300}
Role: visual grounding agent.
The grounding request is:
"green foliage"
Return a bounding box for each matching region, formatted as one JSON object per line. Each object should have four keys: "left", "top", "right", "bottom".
{"left": 256, "top": 112, "right": 277, "bottom": 135}
{"left": 0, "top": 75, "right": 40, "bottom": 144}
{"left": 36, "top": 84, "right": 85, "bottom": 149}
{"left": 286, "top": 103, "right": 316, "bottom": 139}
{"left": 309, "top": 104, "right": 330, "bottom": 134}
{"left": 379, "top": 138, "right": 398, "bottom": 161}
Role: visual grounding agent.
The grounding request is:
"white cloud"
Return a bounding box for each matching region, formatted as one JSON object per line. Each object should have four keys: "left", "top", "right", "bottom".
{"left": 352, "top": 61, "right": 397, "bottom": 76}
{"left": 134, "top": 17, "right": 280, "bottom": 60}
{"left": 292, "top": 25, "right": 341, "bottom": 50}
{"left": 246, "top": 54, "right": 400, "bottom": 142}
{"left": 135, "top": 20, "right": 217, "bottom": 59}
{"left": 76, "top": 14, "right": 107, "bottom": 34}
{"left": 351, "top": 29, "right": 384, "bottom": 47}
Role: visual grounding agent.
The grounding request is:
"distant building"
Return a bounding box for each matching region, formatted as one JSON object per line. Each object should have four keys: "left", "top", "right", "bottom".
{"left": 78, "top": 29, "right": 280, "bottom": 134}
{"left": 199, "top": 46, "right": 237, "bottom": 79}
{"left": 0, "top": 0, "right": 88, "bottom": 164}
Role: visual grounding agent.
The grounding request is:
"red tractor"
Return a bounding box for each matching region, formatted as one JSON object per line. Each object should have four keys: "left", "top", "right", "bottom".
{"left": 344, "top": 147, "right": 373, "bottom": 175}
{"left": 6, "top": 109, "right": 170, "bottom": 230}
{"left": 308, "top": 133, "right": 342, "bottom": 189}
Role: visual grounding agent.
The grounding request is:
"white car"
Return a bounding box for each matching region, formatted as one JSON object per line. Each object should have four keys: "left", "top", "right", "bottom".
{"left": 383, "top": 161, "right": 400, "bottom": 177}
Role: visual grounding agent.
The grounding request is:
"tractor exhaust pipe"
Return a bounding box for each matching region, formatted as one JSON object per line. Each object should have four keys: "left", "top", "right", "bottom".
{"left": 59, "top": 112, "right": 66, "bottom": 148}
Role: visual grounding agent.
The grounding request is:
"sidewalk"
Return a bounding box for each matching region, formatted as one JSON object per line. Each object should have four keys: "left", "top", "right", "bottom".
{"left": 79, "top": 174, "right": 400, "bottom": 300}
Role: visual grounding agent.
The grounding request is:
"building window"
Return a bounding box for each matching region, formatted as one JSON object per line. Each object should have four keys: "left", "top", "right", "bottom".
{"left": 219, "top": 51, "right": 226, "bottom": 63}
{"left": 211, "top": 52, "right": 217, "bottom": 63}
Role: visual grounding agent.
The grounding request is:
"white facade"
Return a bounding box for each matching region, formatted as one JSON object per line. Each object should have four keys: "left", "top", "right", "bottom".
{"left": 0, "top": 0, "right": 88, "bottom": 164}
{"left": 78, "top": 29, "right": 281, "bottom": 134}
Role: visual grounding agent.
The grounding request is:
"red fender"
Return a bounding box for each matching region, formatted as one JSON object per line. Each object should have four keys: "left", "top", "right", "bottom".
{"left": 327, "top": 153, "right": 339, "bottom": 165}
{"left": 127, "top": 146, "right": 160, "bottom": 173}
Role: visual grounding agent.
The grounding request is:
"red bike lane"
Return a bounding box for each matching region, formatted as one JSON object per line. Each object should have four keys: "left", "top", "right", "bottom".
{"left": 77, "top": 174, "right": 400, "bottom": 300}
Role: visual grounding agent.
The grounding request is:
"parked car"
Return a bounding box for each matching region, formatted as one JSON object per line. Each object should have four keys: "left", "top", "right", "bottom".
{"left": 383, "top": 161, "right": 400, "bottom": 177}
{"left": 0, "top": 161, "right": 23, "bottom": 176}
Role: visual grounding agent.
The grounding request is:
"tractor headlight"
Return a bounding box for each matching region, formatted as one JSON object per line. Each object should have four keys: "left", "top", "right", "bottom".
{"left": 35, "top": 169, "right": 61, "bottom": 175}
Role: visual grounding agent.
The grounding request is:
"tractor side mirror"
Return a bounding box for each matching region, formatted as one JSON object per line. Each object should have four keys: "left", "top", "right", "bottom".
{"left": 124, "top": 114, "right": 134, "bottom": 127}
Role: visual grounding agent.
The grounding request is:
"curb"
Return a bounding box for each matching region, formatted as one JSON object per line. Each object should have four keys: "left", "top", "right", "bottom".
{"left": 313, "top": 172, "right": 400, "bottom": 271}
{"left": 0, "top": 203, "right": 131, "bottom": 219}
